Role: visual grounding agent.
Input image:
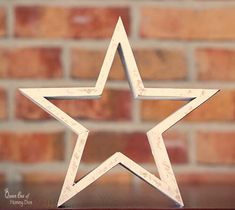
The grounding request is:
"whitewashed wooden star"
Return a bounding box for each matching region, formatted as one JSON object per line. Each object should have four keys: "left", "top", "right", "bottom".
{"left": 20, "top": 18, "right": 219, "bottom": 208}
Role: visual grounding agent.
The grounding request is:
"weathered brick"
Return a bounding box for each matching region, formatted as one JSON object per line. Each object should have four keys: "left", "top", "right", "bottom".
{"left": 75, "top": 131, "right": 187, "bottom": 164}
{"left": 0, "top": 48, "right": 62, "bottom": 78}
{"left": 197, "top": 48, "right": 235, "bottom": 81}
{"left": 140, "top": 7, "right": 235, "bottom": 40}
{"left": 0, "top": 131, "right": 64, "bottom": 162}
{"left": 71, "top": 49, "right": 187, "bottom": 81}
{"left": 16, "top": 89, "right": 132, "bottom": 121}
{"left": 141, "top": 90, "right": 235, "bottom": 122}
{"left": 0, "top": 7, "right": 6, "bottom": 37}
{"left": 197, "top": 131, "right": 235, "bottom": 164}
{"left": 176, "top": 172, "right": 235, "bottom": 184}
{"left": 0, "top": 88, "right": 7, "bottom": 119}
{"left": 15, "top": 6, "right": 130, "bottom": 38}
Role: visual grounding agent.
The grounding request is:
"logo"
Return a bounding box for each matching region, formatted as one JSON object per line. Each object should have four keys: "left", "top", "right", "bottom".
{"left": 4, "top": 188, "right": 32, "bottom": 207}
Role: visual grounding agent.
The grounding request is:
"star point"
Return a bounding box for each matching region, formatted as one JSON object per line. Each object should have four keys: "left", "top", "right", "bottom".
{"left": 19, "top": 18, "right": 219, "bottom": 208}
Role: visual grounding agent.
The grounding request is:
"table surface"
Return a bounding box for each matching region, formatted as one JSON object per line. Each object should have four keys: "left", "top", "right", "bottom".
{"left": 0, "top": 182, "right": 234, "bottom": 209}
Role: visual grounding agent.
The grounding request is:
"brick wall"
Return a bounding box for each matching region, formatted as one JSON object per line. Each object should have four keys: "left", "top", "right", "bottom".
{"left": 0, "top": 0, "right": 234, "bottom": 186}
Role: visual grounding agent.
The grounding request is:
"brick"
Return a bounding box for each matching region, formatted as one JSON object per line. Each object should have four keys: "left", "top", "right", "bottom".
{"left": 185, "top": 90, "right": 235, "bottom": 121}
{"left": 140, "top": 7, "right": 235, "bottom": 40}
{"left": 71, "top": 49, "right": 187, "bottom": 81}
{"left": 0, "top": 88, "right": 7, "bottom": 119}
{"left": 16, "top": 90, "right": 131, "bottom": 121}
{"left": 0, "top": 7, "right": 6, "bottom": 37}
{"left": 22, "top": 172, "right": 65, "bottom": 183}
{"left": 0, "top": 131, "right": 64, "bottom": 162}
{"left": 75, "top": 131, "right": 187, "bottom": 164}
{"left": 16, "top": 89, "right": 132, "bottom": 121}
{"left": 16, "top": 91, "right": 50, "bottom": 120}
{"left": 0, "top": 48, "right": 62, "bottom": 78}
{"left": 93, "top": 172, "right": 132, "bottom": 185}
{"left": 79, "top": 132, "right": 128, "bottom": 163}
{"left": 197, "top": 48, "right": 235, "bottom": 81}
{"left": 176, "top": 172, "right": 235, "bottom": 184}
{"left": 135, "top": 49, "right": 187, "bottom": 80}
{"left": 22, "top": 171, "right": 131, "bottom": 185}
{"left": 71, "top": 49, "right": 124, "bottom": 80}
{"left": 76, "top": 171, "right": 132, "bottom": 185}
{"left": 197, "top": 131, "right": 235, "bottom": 164}
{"left": 163, "top": 131, "right": 188, "bottom": 163}
{"left": 141, "top": 100, "right": 184, "bottom": 122}
{"left": 15, "top": 6, "right": 130, "bottom": 38}
{"left": 0, "top": 174, "right": 5, "bottom": 183}
{"left": 141, "top": 90, "right": 235, "bottom": 122}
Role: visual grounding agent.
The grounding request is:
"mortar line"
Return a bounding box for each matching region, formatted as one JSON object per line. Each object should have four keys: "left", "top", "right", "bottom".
{"left": 1, "top": 163, "right": 234, "bottom": 178}
{"left": 61, "top": 45, "right": 71, "bottom": 80}
{"left": 1, "top": 79, "right": 235, "bottom": 89}
{"left": 8, "top": 0, "right": 235, "bottom": 8}
{"left": 0, "top": 120, "right": 235, "bottom": 132}
{"left": 6, "top": 0, "right": 14, "bottom": 38}
{"left": 0, "top": 162, "right": 68, "bottom": 173}
{"left": 5, "top": 167, "right": 22, "bottom": 183}
{"left": 4, "top": 39, "right": 235, "bottom": 48}
{"left": 3, "top": 162, "right": 231, "bottom": 174}
{"left": 65, "top": 131, "right": 73, "bottom": 163}
{"left": 130, "top": 3, "right": 140, "bottom": 41}
{"left": 188, "top": 130, "right": 197, "bottom": 165}
{"left": 187, "top": 44, "right": 197, "bottom": 81}
{"left": 132, "top": 99, "right": 141, "bottom": 123}
{"left": 7, "top": 86, "right": 15, "bottom": 122}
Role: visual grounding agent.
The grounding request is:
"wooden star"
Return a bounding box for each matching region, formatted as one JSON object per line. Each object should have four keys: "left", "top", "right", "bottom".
{"left": 20, "top": 18, "right": 219, "bottom": 208}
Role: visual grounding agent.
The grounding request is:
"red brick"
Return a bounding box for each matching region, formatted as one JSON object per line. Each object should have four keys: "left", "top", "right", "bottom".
{"left": 15, "top": 6, "right": 130, "bottom": 38}
{"left": 0, "top": 174, "right": 5, "bottom": 183}
{"left": 140, "top": 7, "right": 235, "bottom": 40}
{"left": 197, "top": 131, "right": 235, "bottom": 164}
{"left": 16, "top": 89, "right": 132, "bottom": 121}
{"left": 141, "top": 100, "right": 184, "bottom": 122}
{"left": 163, "top": 131, "right": 188, "bottom": 164}
{"left": 197, "top": 48, "right": 235, "bottom": 81}
{"left": 22, "top": 171, "right": 131, "bottom": 185}
{"left": 22, "top": 170, "right": 132, "bottom": 184}
{"left": 79, "top": 132, "right": 128, "bottom": 163}
{"left": 185, "top": 90, "right": 235, "bottom": 121}
{"left": 71, "top": 49, "right": 124, "bottom": 80}
{"left": 0, "top": 88, "right": 7, "bottom": 119}
{"left": 0, "top": 7, "right": 6, "bottom": 37}
{"left": 0, "top": 48, "right": 62, "bottom": 78}
{"left": 135, "top": 49, "right": 187, "bottom": 80}
{"left": 76, "top": 131, "right": 187, "bottom": 164}
{"left": 93, "top": 172, "right": 132, "bottom": 185}
{"left": 22, "top": 172, "right": 65, "bottom": 183}
{"left": 176, "top": 172, "right": 235, "bottom": 184}
{"left": 141, "top": 90, "right": 235, "bottom": 122}
{"left": 71, "top": 49, "right": 187, "bottom": 81}
{"left": 16, "top": 91, "right": 50, "bottom": 120}
{"left": 0, "top": 131, "right": 64, "bottom": 162}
